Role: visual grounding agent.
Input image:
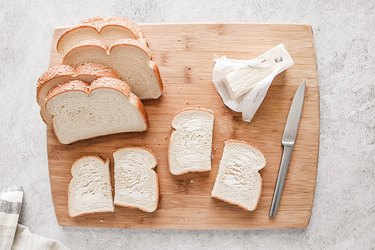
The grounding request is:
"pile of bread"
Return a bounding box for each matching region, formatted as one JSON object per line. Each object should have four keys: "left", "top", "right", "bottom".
{"left": 37, "top": 17, "right": 162, "bottom": 144}
{"left": 36, "top": 17, "right": 267, "bottom": 217}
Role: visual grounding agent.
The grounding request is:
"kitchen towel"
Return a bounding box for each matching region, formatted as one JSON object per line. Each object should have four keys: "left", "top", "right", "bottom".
{"left": 0, "top": 185, "right": 69, "bottom": 250}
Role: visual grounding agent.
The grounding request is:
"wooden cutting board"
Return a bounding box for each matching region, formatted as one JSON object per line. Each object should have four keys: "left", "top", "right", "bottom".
{"left": 47, "top": 23, "right": 319, "bottom": 229}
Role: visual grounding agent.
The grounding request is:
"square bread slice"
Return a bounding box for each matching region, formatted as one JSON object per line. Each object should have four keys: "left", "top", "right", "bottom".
{"left": 68, "top": 156, "right": 114, "bottom": 217}
{"left": 211, "top": 140, "right": 266, "bottom": 211}
{"left": 168, "top": 108, "right": 214, "bottom": 175}
{"left": 45, "top": 77, "right": 148, "bottom": 144}
{"left": 114, "top": 147, "right": 159, "bottom": 212}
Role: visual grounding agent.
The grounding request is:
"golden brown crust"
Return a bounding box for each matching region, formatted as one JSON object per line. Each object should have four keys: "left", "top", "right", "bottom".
{"left": 90, "top": 77, "right": 131, "bottom": 97}
{"left": 80, "top": 17, "right": 142, "bottom": 35}
{"left": 109, "top": 38, "right": 152, "bottom": 57}
{"left": 75, "top": 62, "right": 120, "bottom": 79}
{"left": 44, "top": 77, "right": 148, "bottom": 130}
{"left": 63, "top": 38, "right": 152, "bottom": 61}
{"left": 37, "top": 65, "right": 75, "bottom": 89}
{"left": 150, "top": 61, "right": 164, "bottom": 93}
{"left": 47, "top": 80, "right": 88, "bottom": 99}
{"left": 37, "top": 63, "right": 119, "bottom": 104}
{"left": 62, "top": 39, "right": 162, "bottom": 100}
{"left": 46, "top": 77, "right": 135, "bottom": 103}
{"left": 128, "top": 93, "right": 149, "bottom": 129}
{"left": 57, "top": 17, "right": 147, "bottom": 54}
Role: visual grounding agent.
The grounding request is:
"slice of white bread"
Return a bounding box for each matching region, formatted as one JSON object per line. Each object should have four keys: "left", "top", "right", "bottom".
{"left": 168, "top": 108, "right": 214, "bottom": 175}
{"left": 45, "top": 77, "right": 148, "bottom": 144}
{"left": 211, "top": 140, "right": 266, "bottom": 211}
{"left": 57, "top": 17, "right": 147, "bottom": 56}
{"left": 37, "top": 63, "right": 119, "bottom": 123}
{"left": 114, "top": 147, "right": 159, "bottom": 212}
{"left": 62, "top": 39, "right": 163, "bottom": 100}
{"left": 68, "top": 156, "right": 114, "bottom": 217}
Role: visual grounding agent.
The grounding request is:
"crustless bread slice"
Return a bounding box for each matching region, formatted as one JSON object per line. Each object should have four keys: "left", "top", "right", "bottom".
{"left": 211, "top": 140, "right": 266, "bottom": 211}
{"left": 68, "top": 156, "right": 114, "bottom": 217}
{"left": 114, "top": 147, "right": 159, "bottom": 212}
{"left": 168, "top": 108, "right": 214, "bottom": 175}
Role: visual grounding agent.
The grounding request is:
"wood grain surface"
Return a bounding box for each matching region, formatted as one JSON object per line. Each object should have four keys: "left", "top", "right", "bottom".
{"left": 47, "top": 23, "right": 319, "bottom": 229}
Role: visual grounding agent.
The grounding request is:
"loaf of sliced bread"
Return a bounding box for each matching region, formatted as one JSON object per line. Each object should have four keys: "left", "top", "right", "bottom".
{"left": 68, "top": 156, "right": 114, "bottom": 217}
{"left": 114, "top": 147, "right": 158, "bottom": 212}
{"left": 57, "top": 17, "right": 147, "bottom": 56}
{"left": 168, "top": 108, "right": 214, "bottom": 175}
{"left": 37, "top": 63, "right": 119, "bottom": 123}
{"left": 211, "top": 140, "right": 266, "bottom": 211}
{"left": 62, "top": 39, "right": 163, "bottom": 100}
{"left": 45, "top": 77, "right": 148, "bottom": 144}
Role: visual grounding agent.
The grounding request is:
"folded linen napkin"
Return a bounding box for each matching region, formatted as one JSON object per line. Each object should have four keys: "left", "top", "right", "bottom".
{"left": 0, "top": 186, "right": 69, "bottom": 250}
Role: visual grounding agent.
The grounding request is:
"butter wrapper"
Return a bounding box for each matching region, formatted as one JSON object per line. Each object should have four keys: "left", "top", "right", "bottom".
{"left": 212, "top": 43, "right": 294, "bottom": 122}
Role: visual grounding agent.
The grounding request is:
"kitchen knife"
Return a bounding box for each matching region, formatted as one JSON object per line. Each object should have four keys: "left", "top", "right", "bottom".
{"left": 269, "top": 80, "right": 306, "bottom": 218}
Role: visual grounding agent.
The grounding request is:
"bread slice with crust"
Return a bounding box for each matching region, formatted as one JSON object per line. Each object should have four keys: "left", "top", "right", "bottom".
{"left": 168, "top": 108, "right": 214, "bottom": 175}
{"left": 114, "top": 147, "right": 159, "bottom": 212}
{"left": 37, "top": 63, "right": 119, "bottom": 123}
{"left": 211, "top": 140, "right": 266, "bottom": 211}
{"left": 57, "top": 17, "right": 147, "bottom": 56}
{"left": 68, "top": 156, "right": 114, "bottom": 217}
{"left": 45, "top": 77, "right": 148, "bottom": 144}
{"left": 63, "top": 39, "right": 163, "bottom": 100}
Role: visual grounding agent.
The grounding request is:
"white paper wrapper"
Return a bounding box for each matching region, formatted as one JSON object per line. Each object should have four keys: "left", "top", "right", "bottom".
{"left": 212, "top": 43, "right": 294, "bottom": 122}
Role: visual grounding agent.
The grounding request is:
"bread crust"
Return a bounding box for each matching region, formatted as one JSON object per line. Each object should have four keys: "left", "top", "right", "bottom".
{"left": 57, "top": 17, "right": 147, "bottom": 55}
{"left": 151, "top": 61, "right": 164, "bottom": 93}
{"left": 62, "top": 39, "right": 163, "bottom": 99}
{"left": 44, "top": 77, "right": 148, "bottom": 137}
{"left": 63, "top": 38, "right": 152, "bottom": 59}
{"left": 113, "top": 147, "right": 159, "bottom": 212}
{"left": 211, "top": 140, "right": 267, "bottom": 211}
{"left": 37, "top": 63, "right": 119, "bottom": 104}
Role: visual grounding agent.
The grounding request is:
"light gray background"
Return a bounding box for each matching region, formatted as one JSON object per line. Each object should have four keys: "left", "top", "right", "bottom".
{"left": 0, "top": 0, "right": 374, "bottom": 249}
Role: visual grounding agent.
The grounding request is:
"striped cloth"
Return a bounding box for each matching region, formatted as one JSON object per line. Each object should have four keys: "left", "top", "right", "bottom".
{"left": 0, "top": 186, "right": 69, "bottom": 250}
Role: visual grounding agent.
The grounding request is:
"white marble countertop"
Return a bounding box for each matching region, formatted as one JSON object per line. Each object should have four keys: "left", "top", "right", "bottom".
{"left": 0, "top": 0, "right": 374, "bottom": 249}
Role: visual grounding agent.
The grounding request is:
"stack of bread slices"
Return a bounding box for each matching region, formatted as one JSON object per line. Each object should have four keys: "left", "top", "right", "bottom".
{"left": 36, "top": 17, "right": 163, "bottom": 144}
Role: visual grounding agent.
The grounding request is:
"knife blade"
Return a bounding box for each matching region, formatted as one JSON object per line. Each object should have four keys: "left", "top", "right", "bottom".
{"left": 269, "top": 80, "right": 306, "bottom": 218}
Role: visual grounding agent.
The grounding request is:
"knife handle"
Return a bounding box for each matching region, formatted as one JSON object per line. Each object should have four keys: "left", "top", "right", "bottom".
{"left": 269, "top": 145, "right": 293, "bottom": 218}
